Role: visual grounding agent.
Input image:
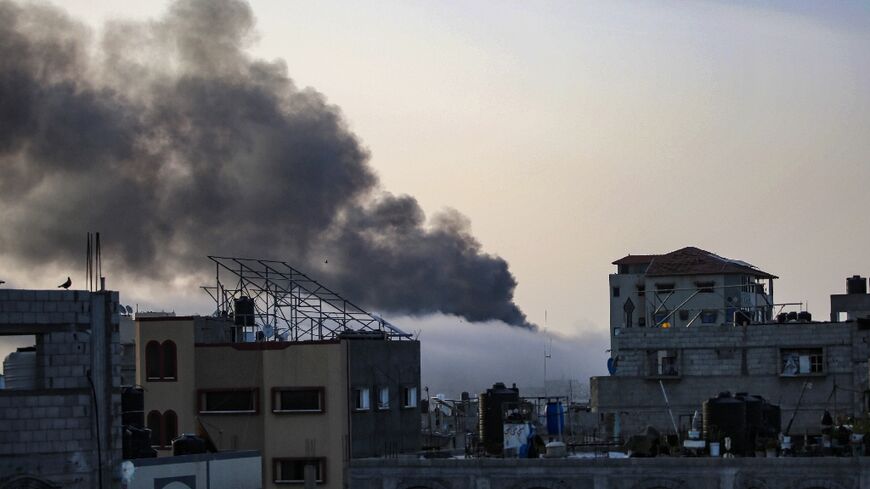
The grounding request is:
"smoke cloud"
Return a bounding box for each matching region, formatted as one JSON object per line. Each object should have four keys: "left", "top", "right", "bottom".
{"left": 0, "top": 0, "right": 532, "bottom": 327}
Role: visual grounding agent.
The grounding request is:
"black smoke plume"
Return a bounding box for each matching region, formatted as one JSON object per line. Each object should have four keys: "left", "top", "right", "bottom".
{"left": 0, "top": 0, "right": 533, "bottom": 328}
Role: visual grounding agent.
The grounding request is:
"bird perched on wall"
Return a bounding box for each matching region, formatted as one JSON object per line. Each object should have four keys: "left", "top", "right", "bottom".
{"left": 58, "top": 277, "right": 71, "bottom": 289}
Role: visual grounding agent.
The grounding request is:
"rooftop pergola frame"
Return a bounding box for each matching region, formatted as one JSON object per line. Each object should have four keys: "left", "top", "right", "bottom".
{"left": 201, "top": 256, "right": 411, "bottom": 342}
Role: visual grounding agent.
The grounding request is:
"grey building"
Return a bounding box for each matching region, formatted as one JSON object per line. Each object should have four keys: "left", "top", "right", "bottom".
{"left": 592, "top": 247, "right": 870, "bottom": 437}
{"left": 0, "top": 289, "right": 122, "bottom": 489}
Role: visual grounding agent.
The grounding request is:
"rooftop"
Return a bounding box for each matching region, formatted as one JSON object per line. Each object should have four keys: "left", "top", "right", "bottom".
{"left": 614, "top": 246, "right": 777, "bottom": 279}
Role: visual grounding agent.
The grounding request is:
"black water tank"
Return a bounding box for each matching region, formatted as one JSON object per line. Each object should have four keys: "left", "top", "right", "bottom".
{"left": 121, "top": 385, "right": 145, "bottom": 428}
{"left": 847, "top": 275, "right": 867, "bottom": 295}
{"left": 762, "top": 402, "right": 781, "bottom": 437}
{"left": 737, "top": 393, "right": 763, "bottom": 454}
{"left": 478, "top": 382, "right": 519, "bottom": 456}
{"left": 703, "top": 392, "right": 747, "bottom": 455}
{"left": 734, "top": 310, "right": 752, "bottom": 326}
{"left": 797, "top": 311, "right": 812, "bottom": 322}
{"left": 776, "top": 313, "right": 788, "bottom": 324}
{"left": 234, "top": 296, "right": 256, "bottom": 326}
{"left": 786, "top": 311, "right": 798, "bottom": 322}
{"left": 123, "top": 425, "right": 157, "bottom": 459}
{"left": 173, "top": 434, "right": 208, "bottom": 456}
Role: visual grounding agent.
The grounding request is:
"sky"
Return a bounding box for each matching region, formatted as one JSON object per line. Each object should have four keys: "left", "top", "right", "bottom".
{"left": 3, "top": 0, "right": 870, "bottom": 392}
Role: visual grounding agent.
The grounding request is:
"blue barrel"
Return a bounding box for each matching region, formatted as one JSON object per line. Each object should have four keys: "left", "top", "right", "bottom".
{"left": 546, "top": 402, "right": 564, "bottom": 436}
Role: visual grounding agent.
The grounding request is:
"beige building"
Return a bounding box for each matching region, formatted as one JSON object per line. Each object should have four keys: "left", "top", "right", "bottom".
{"left": 136, "top": 315, "right": 421, "bottom": 489}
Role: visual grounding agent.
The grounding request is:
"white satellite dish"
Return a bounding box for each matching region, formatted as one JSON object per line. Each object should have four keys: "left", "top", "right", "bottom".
{"left": 263, "top": 324, "right": 274, "bottom": 339}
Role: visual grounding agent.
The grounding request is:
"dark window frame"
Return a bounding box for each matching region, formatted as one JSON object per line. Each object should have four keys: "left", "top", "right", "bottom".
{"left": 198, "top": 388, "right": 260, "bottom": 415}
{"left": 146, "top": 410, "right": 178, "bottom": 448}
{"left": 271, "top": 387, "right": 326, "bottom": 414}
{"left": 273, "top": 457, "right": 327, "bottom": 485}
{"left": 780, "top": 347, "right": 825, "bottom": 377}
{"left": 401, "top": 385, "right": 418, "bottom": 409}
{"left": 646, "top": 349, "right": 680, "bottom": 379}
{"left": 695, "top": 281, "right": 716, "bottom": 293}
{"left": 612, "top": 286, "right": 620, "bottom": 298}
{"left": 145, "top": 339, "right": 177, "bottom": 382}
{"left": 352, "top": 386, "right": 371, "bottom": 411}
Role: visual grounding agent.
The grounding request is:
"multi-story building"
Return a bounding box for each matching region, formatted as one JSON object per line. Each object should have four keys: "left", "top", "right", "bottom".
{"left": 136, "top": 287, "right": 421, "bottom": 489}
{"left": 592, "top": 247, "right": 870, "bottom": 438}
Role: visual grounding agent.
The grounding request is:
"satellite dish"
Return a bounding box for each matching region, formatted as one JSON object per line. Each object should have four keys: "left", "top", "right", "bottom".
{"left": 279, "top": 332, "right": 289, "bottom": 341}
{"left": 607, "top": 357, "right": 618, "bottom": 375}
{"left": 263, "top": 324, "right": 274, "bottom": 339}
{"left": 126, "top": 305, "right": 133, "bottom": 315}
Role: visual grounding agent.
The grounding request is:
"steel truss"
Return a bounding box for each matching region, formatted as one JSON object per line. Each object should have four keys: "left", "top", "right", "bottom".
{"left": 202, "top": 256, "right": 410, "bottom": 342}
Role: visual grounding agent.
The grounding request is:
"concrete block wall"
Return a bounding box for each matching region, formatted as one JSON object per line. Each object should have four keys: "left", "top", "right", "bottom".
{"left": 0, "top": 290, "right": 121, "bottom": 489}
{"left": 350, "top": 457, "right": 869, "bottom": 489}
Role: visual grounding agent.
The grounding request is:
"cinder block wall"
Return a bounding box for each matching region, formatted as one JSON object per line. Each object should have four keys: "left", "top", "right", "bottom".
{"left": 593, "top": 322, "right": 870, "bottom": 437}
{"left": 0, "top": 290, "right": 121, "bottom": 489}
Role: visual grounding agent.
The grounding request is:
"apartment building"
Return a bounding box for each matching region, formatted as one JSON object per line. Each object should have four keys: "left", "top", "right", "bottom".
{"left": 592, "top": 247, "right": 870, "bottom": 437}
{"left": 136, "top": 315, "right": 420, "bottom": 489}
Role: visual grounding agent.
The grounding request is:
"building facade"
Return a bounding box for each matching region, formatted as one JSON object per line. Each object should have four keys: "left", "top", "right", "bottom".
{"left": 0, "top": 289, "right": 122, "bottom": 489}
{"left": 593, "top": 247, "right": 870, "bottom": 438}
{"left": 136, "top": 316, "right": 420, "bottom": 489}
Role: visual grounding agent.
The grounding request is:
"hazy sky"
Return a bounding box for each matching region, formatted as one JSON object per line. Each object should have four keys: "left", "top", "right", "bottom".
{"left": 4, "top": 1, "right": 870, "bottom": 385}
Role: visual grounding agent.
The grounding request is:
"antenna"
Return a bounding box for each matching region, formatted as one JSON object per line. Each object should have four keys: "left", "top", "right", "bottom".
{"left": 85, "top": 232, "right": 104, "bottom": 291}
{"left": 544, "top": 309, "right": 551, "bottom": 397}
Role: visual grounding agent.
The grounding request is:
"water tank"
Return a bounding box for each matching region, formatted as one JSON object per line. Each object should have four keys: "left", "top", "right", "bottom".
{"left": 121, "top": 385, "right": 145, "bottom": 428}
{"left": 733, "top": 310, "right": 752, "bottom": 326}
{"left": 478, "top": 382, "right": 519, "bottom": 455}
{"left": 797, "top": 311, "right": 812, "bottom": 322}
{"left": 703, "top": 392, "right": 746, "bottom": 455}
{"left": 545, "top": 401, "right": 565, "bottom": 436}
{"left": 123, "top": 425, "right": 157, "bottom": 459}
{"left": 3, "top": 349, "right": 36, "bottom": 389}
{"left": 172, "top": 434, "right": 208, "bottom": 456}
{"left": 736, "top": 393, "right": 763, "bottom": 454}
{"left": 776, "top": 313, "right": 788, "bottom": 324}
{"left": 233, "top": 296, "right": 256, "bottom": 326}
{"left": 762, "top": 402, "right": 781, "bottom": 437}
{"left": 786, "top": 311, "right": 798, "bottom": 322}
{"left": 847, "top": 275, "right": 867, "bottom": 295}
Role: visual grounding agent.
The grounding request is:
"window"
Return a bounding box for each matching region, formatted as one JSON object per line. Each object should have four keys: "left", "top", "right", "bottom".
{"left": 402, "top": 386, "right": 418, "bottom": 408}
{"left": 612, "top": 286, "right": 620, "bottom": 298}
{"left": 147, "top": 410, "right": 178, "bottom": 448}
{"left": 653, "top": 310, "right": 671, "bottom": 328}
{"left": 636, "top": 285, "right": 645, "bottom": 297}
{"left": 700, "top": 310, "right": 718, "bottom": 324}
{"left": 145, "top": 340, "right": 177, "bottom": 381}
{"left": 199, "top": 389, "right": 258, "bottom": 414}
{"left": 273, "top": 458, "right": 325, "bottom": 484}
{"left": 272, "top": 387, "right": 324, "bottom": 413}
{"left": 647, "top": 349, "right": 679, "bottom": 377}
{"left": 678, "top": 310, "right": 689, "bottom": 321}
{"left": 377, "top": 386, "right": 389, "bottom": 410}
{"left": 695, "top": 281, "right": 715, "bottom": 293}
{"left": 655, "top": 283, "right": 675, "bottom": 295}
{"left": 781, "top": 348, "right": 824, "bottom": 376}
{"left": 353, "top": 387, "right": 370, "bottom": 411}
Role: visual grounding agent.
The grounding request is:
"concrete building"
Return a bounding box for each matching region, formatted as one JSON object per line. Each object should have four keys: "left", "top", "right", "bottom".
{"left": 0, "top": 288, "right": 122, "bottom": 489}
{"left": 592, "top": 247, "right": 870, "bottom": 437}
{"left": 136, "top": 315, "right": 421, "bottom": 489}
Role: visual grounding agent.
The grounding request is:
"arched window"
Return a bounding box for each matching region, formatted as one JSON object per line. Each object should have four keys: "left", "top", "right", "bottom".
{"left": 161, "top": 341, "right": 177, "bottom": 380}
{"left": 147, "top": 410, "right": 162, "bottom": 447}
{"left": 145, "top": 341, "right": 161, "bottom": 380}
{"left": 164, "top": 410, "right": 178, "bottom": 446}
{"left": 145, "top": 340, "right": 177, "bottom": 381}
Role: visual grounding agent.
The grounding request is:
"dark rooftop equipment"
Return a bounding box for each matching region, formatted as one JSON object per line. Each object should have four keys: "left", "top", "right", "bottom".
{"left": 776, "top": 313, "right": 788, "bottom": 324}
{"left": 478, "top": 382, "right": 519, "bottom": 456}
{"left": 797, "top": 311, "right": 812, "bottom": 322}
{"left": 786, "top": 311, "right": 798, "bottom": 322}
{"left": 847, "top": 275, "right": 867, "bottom": 295}
{"left": 233, "top": 296, "right": 256, "bottom": 327}
{"left": 733, "top": 310, "right": 752, "bottom": 326}
{"left": 703, "top": 391, "right": 747, "bottom": 456}
{"left": 172, "top": 434, "right": 208, "bottom": 456}
{"left": 121, "top": 385, "right": 145, "bottom": 428}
